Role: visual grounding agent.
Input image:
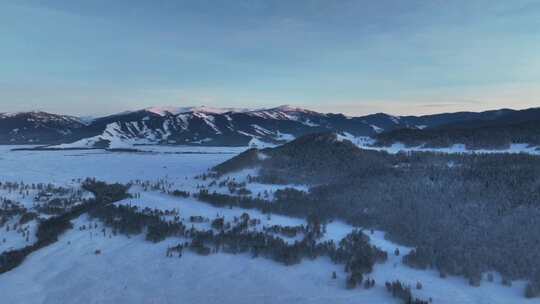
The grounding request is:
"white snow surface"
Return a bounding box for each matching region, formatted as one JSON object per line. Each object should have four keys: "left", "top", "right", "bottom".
{"left": 0, "top": 145, "right": 245, "bottom": 185}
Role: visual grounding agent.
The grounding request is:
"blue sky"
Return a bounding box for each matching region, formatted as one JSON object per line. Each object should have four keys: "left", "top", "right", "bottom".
{"left": 1, "top": 0, "right": 539, "bottom": 116}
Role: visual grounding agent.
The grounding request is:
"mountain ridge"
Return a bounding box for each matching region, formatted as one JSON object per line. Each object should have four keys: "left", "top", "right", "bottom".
{"left": 1, "top": 106, "right": 538, "bottom": 149}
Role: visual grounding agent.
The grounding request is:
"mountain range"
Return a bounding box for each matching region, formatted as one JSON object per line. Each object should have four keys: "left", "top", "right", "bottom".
{"left": 0, "top": 105, "right": 538, "bottom": 149}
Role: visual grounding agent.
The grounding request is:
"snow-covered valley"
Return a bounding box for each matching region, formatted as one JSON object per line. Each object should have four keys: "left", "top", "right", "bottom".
{"left": 0, "top": 145, "right": 539, "bottom": 304}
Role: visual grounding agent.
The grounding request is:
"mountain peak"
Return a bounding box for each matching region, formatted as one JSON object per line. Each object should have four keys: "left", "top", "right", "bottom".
{"left": 273, "top": 105, "right": 302, "bottom": 111}
{"left": 145, "top": 106, "right": 250, "bottom": 116}
{"left": 270, "top": 105, "right": 313, "bottom": 113}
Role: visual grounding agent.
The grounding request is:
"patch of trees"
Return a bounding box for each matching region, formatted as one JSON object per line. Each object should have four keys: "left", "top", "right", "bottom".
{"left": 197, "top": 190, "right": 268, "bottom": 211}
{"left": 88, "top": 204, "right": 185, "bottom": 243}
{"left": 197, "top": 188, "right": 332, "bottom": 220}
{"left": 171, "top": 190, "right": 190, "bottom": 198}
{"left": 385, "top": 280, "right": 429, "bottom": 304}
{"left": 35, "top": 215, "right": 73, "bottom": 247}
{"left": 263, "top": 225, "right": 305, "bottom": 238}
{"left": 211, "top": 217, "right": 225, "bottom": 230}
{"left": 0, "top": 246, "right": 33, "bottom": 274}
{"left": 129, "top": 178, "right": 176, "bottom": 194}
{"left": 332, "top": 230, "right": 388, "bottom": 289}
{"left": 35, "top": 198, "right": 76, "bottom": 215}
{"left": 81, "top": 178, "right": 130, "bottom": 203}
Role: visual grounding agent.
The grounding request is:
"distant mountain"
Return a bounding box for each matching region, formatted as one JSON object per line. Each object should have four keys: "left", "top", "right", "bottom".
{"left": 34, "top": 105, "right": 414, "bottom": 148}
{"left": 375, "top": 107, "right": 540, "bottom": 149}
{"left": 397, "top": 108, "right": 517, "bottom": 129}
{"left": 0, "top": 111, "right": 87, "bottom": 144}
{"left": 0, "top": 106, "right": 538, "bottom": 149}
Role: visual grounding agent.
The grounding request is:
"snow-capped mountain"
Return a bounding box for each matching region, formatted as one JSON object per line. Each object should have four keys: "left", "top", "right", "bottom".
{"left": 53, "top": 105, "right": 417, "bottom": 148}
{"left": 1, "top": 106, "right": 538, "bottom": 149}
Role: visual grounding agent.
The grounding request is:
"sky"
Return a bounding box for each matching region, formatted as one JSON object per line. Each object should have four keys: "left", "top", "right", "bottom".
{"left": 1, "top": 0, "right": 539, "bottom": 116}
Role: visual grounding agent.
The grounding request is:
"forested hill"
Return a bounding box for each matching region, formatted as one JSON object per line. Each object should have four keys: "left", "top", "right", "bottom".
{"left": 213, "top": 133, "right": 391, "bottom": 184}
{"left": 211, "top": 132, "right": 540, "bottom": 296}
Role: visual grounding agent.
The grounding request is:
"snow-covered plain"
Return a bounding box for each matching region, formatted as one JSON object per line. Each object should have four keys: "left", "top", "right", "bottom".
{"left": 1, "top": 145, "right": 539, "bottom": 304}
{"left": 0, "top": 145, "right": 245, "bottom": 185}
